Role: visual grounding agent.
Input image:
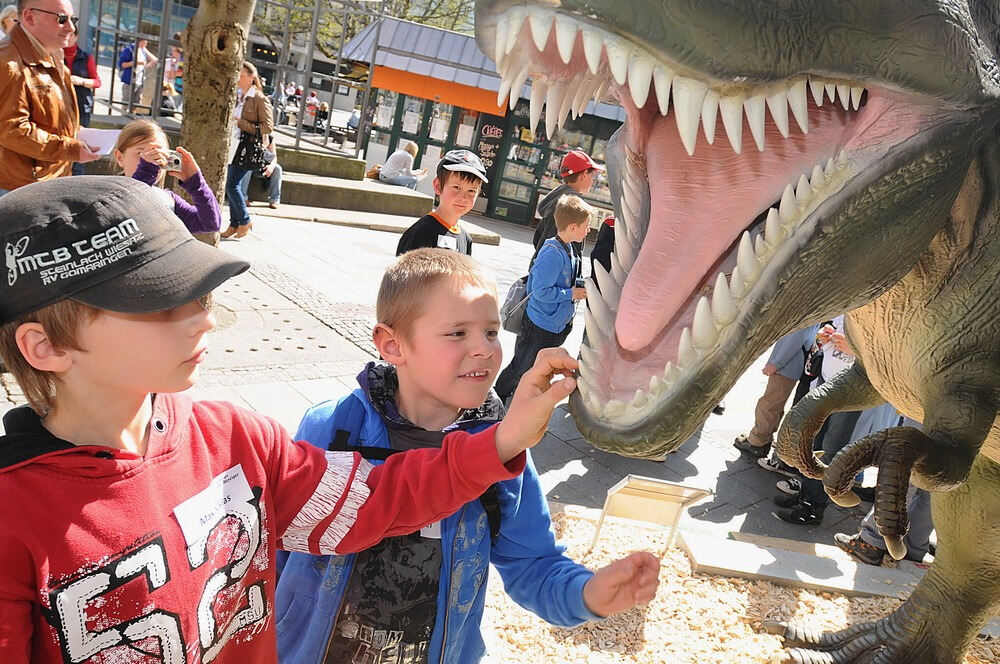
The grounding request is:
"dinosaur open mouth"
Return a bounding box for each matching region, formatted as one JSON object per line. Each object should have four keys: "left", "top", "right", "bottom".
{"left": 492, "top": 8, "right": 937, "bottom": 427}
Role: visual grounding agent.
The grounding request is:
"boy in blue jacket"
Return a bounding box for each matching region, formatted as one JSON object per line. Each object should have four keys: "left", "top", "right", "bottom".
{"left": 275, "top": 248, "right": 659, "bottom": 664}
{"left": 496, "top": 195, "right": 592, "bottom": 403}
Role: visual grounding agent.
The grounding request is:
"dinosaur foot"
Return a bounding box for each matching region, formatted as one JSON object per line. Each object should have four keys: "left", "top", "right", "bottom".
{"left": 765, "top": 609, "right": 950, "bottom": 664}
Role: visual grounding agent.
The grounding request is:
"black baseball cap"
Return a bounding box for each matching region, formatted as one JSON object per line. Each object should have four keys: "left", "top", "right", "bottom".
{"left": 439, "top": 149, "right": 489, "bottom": 183}
{"left": 1, "top": 176, "right": 250, "bottom": 325}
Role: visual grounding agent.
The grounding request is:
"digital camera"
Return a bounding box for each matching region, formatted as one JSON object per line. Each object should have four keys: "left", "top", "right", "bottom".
{"left": 165, "top": 150, "right": 183, "bottom": 172}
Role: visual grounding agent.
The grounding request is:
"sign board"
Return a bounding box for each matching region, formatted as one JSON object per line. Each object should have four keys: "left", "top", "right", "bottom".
{"left": 589, "top": 475, "right": 712, "bottom": 551}
{"left": 475, "top": 114, "right": 505, "bottom": 186}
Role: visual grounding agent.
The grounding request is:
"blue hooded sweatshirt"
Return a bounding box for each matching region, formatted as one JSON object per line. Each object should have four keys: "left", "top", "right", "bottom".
{"left": 526, "top": 237, "right": 578, "bottom": 333}
{"left": 274, "top": 363, "right": 599, "bottom": 663}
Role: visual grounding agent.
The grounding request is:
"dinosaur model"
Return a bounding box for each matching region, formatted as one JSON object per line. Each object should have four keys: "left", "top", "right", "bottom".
{"left": 476, "top": 1, "right": 1000, "bottom": 661}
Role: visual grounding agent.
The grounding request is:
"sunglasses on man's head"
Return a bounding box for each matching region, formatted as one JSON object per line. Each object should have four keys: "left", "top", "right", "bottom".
{"left": 29, "top": 8, "right": 79, "bottom": 26}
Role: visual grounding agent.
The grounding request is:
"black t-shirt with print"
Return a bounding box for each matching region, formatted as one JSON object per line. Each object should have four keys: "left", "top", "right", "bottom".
{"left": 396, "top": 214, "right": 472, "bottom": 256}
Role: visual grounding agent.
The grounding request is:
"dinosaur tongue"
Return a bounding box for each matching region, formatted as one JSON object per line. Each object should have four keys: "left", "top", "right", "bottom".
{"left": 614, "top": 105, "right": 854, "bottom": 352}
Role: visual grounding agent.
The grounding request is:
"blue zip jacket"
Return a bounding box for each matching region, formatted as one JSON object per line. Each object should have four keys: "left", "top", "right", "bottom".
{"left": 766, "top": 324, "right": 820, "bottom": 380}
{"left": 274, "top": 390, "right": 599, "bottom": 664}
{"left": 526, "top": 237, "right": 577, "bottom": 333}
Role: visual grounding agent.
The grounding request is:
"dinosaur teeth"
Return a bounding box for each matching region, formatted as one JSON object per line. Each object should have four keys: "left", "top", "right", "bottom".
{"left": 737, "top": 231, "right": 760, "bottom": 281}
{"left": 719, "top": 94, "right": 744, "bottom": 154}
{"left": 653, "top": 64, "right": 673, "bottom": 116}
{"left": 744, "top": 94, "right": 766, "bottom": 152}
{"left": 528, "top": 79, "right": 547, "bottom": 131}
{"left": 628, "top": 51, "right": 655, "bottom": 109}
{"left": 497, "top": 8, "right": 528, "bottom": 55}
{"left": 765, "top": 86, "right": 790, "bottom": 138}
{"left": 701, "top": 90, "right": 719, "bottom": 144}
{"left": 577, "top": 151, "right": 858, "bottom": 414}
{"left": 605, "top": 37, "right": 630, "bottom": 85}
{"left": 527, "top": 9, "right": 552, "bottom": 52}
{"left": 692, "top": 296, "right": 717, "bottom": 349}
{"left": 492, "top": 8, "right": 867, "bottom": 159}
{"left": 585, "top": 279, "right": 616, "bottom": 336}
{"left": 553, "top": 13, "right": 578, "bottom": 64}
{"left": 581, "top": 27, "right": 603, "bottom": 74}
{"left": 711, "top": 272, "right": 737, "bottom": 325}
{"left": 787, "top": 79, "right": 809, "bottom": 133}
{"left": 673, "top": 76, "right": 708, "bottom": 156}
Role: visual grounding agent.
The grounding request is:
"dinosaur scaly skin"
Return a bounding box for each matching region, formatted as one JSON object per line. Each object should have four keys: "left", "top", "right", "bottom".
{"left": 476, "top": 1, "right": 1000, "bottom": 661}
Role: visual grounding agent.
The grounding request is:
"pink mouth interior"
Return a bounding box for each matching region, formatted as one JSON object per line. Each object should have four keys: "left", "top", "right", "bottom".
{"left": 523, "top": 30, "right": 934, "bottom": 402}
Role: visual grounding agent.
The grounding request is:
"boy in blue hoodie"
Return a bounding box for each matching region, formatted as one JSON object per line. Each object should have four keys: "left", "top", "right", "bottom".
{"left": 275, "top": 248, "right": 659, "bottom": 664}
{"left": 496, "top": 195, "right": 592, "bottom": 403}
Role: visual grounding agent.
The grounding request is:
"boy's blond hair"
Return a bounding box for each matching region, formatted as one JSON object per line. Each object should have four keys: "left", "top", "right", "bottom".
{"left": 554, "top": 194, "right": 594, "bottom": 232}
{"left": 377, "top": 249, "right": 495, "bottom": 340}
{"left": 0, "top": 300, "right": 100, "bottom": 414}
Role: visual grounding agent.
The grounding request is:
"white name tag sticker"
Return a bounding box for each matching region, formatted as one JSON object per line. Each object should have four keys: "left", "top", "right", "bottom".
{"left": 437, "top": 235, "right": 457, "bottom": 251}
{"left": 420, "top": 521, "right": 442, "bottom": 539}
{"left": 173, "top": 465, "right": 254, "bottom": 547}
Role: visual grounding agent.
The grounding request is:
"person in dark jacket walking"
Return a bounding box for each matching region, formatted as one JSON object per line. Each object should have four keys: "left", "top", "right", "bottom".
{"left": 530, "top": 150, "right": 604, "bottom": 268}
{"left": 63, "top": 30, "right": 100, "bottom": 176}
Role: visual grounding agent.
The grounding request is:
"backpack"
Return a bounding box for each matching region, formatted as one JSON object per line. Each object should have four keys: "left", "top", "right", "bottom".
{"left": 499, "top": 276, "right": 528, "bottom": 334}
{"left": 326, "top": 393, "right": 502, "bottom": 543}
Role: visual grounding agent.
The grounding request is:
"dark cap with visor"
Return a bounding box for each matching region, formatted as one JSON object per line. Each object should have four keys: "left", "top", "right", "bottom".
{"left": 0, "top": 176, "right": 249, "bottom": 325}
{"left": 439, "top": 149, "right": 489, "bottom": 183}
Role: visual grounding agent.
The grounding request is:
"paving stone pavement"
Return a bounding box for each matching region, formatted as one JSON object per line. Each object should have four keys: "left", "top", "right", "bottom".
{"left": 1, "top": 210, "right": 874, "bottom": 551}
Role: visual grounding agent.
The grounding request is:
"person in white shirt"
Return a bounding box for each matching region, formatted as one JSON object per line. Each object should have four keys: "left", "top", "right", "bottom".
{"left": 378, "top": 142, "right": 427, "bottom": 189}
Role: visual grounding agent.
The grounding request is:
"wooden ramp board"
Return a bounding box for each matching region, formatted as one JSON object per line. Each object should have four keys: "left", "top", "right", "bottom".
{"left": 679, "top": 531, "right": 922, "bottom": 600}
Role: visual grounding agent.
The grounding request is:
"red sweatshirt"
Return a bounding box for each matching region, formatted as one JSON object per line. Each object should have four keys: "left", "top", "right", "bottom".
{"left": 0, "top": 393, "right": 523, "bottom": 663}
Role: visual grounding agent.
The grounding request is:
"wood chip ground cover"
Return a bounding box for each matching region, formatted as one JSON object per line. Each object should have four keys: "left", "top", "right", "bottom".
{"left": 483, "top": 513, "right": 999, "bottom": 663}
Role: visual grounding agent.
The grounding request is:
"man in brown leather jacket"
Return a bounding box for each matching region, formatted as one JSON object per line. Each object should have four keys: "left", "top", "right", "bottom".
{"left": 0, "top": 0, "right": 100, "bottom": 193}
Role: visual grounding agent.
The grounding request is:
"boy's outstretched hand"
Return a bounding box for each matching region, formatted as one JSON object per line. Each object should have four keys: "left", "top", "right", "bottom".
{"left": 494, "top": 347, "right": 578, "bottom": 463}
{"left": 582, "top": 551, "right": 661, "bottom": 617}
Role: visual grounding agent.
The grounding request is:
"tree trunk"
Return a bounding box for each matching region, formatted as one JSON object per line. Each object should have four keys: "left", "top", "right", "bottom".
{"left": 179, "top": 0, "right": 256, "bottom": 202}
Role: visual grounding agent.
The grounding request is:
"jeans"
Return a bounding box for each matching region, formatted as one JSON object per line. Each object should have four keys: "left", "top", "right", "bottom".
{"left": 799, "top": 410, "right": 863, "bottom": 510}
{"left": 241, "top": 163, "right": 283, "bottom": 203}
{"left": 495, "top": 315, "right": 572, "bottom": 403}
{"left": 379, "top": 173, "right": 419, "bottom": 189}
{"left": 225, "top": 163, "right": 253, "bottom": 228}
{"left": 72, "top": 111, "right": 92, "bottom": 176}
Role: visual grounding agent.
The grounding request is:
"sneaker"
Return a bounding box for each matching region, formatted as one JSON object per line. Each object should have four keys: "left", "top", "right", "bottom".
{"left": 834, "top": 532, "right": 885, "bottom": 566}
{"left": 776, "top": 477, "right": 802, "bottom": 495}
{"left": 773, "top": 501, "right": 823, "bottom": 525}
{"left": 758, "top": 455, "right": 797, "bottom": 477}
{"left": 734, "top": 434, "right": 771, "bottom": 458}
{"left": 773, "top": 493, "right": 801, "bottom": 508}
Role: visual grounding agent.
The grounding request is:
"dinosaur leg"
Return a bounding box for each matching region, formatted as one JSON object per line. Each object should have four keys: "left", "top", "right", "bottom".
{"left": 769, "top": 455, "right": 1000, "bottom": 664}
{"left": 822, "top": 389, "right": 993, "bottom": 559}
{"left": 775, "top": 362, "right": 885, "bottom": 479}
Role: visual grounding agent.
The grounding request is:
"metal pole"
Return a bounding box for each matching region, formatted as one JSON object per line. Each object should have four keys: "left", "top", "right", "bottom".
{"left": 150, "top": 0, "right": 173, "bottom": 120}
{"left": 355, "top": 1, "right": 383, "bottom": 159}
{"left": 293, "top": 0, "right": 322, "bottom": 151}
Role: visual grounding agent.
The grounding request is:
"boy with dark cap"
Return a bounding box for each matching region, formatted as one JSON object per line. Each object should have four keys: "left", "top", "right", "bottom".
{"left": 396, "top": 149, "right": 489, "bottom": 256}
{"left": 0, "top": 177, "right": 579, "bottom": 662}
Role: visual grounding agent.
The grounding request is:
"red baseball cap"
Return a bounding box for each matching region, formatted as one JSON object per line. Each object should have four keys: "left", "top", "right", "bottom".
{"left": 559, "top": 150, "right": 604, "bottom": 177}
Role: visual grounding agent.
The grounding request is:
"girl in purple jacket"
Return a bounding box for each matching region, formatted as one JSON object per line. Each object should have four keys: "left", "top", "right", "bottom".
{"left": 112, "top": 119, "right": 221, "bottom": 234}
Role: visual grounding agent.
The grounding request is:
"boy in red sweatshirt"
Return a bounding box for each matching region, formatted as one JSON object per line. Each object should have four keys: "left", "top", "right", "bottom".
{"left": 0, "top": 177, "right": 577, "bottom": 663}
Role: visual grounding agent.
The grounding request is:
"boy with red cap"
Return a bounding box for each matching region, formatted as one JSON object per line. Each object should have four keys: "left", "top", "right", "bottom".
{"left": 530, "top": 149, "right": 603, "bottom": 267}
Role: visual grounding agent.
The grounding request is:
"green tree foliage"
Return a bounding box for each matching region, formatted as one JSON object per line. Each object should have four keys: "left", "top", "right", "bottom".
{"left": 253, "top": 0, "right": 474, "bottom": 62}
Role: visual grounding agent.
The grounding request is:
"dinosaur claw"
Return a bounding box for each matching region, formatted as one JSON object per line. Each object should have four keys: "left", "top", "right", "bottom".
{"left": 764, "top": 621, "right": 787, "bottom": 635}
{"left": 884, "top": 535, "right": 907, "bottom": 560}
{"left": 828, "top": 490, "right": 861, "bottom": 507}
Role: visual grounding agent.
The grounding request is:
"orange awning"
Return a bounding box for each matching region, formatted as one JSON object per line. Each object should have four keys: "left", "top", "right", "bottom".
{"left": 371, "top": 66, "right": 507, "bottom": 116}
